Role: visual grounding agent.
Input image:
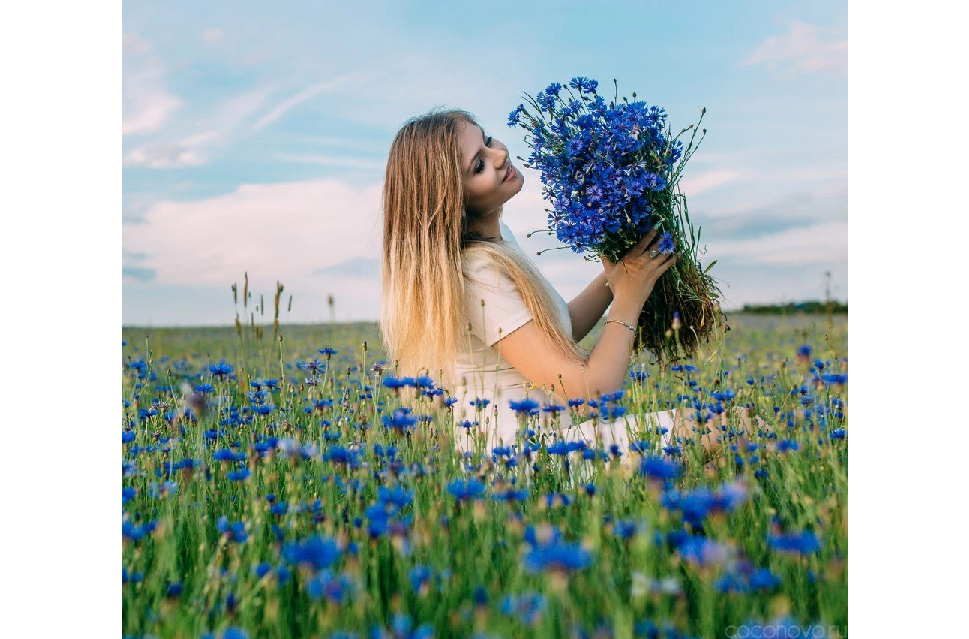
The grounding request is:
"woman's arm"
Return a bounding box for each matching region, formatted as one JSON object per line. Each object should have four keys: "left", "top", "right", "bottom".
{"left": 567, "top": 270, "right": 614, "bottom": 343}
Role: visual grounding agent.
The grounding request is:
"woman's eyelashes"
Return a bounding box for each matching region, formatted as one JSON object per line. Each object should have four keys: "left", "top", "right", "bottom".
{"left": 474, "top": 136, "right": 493, "bottom": 174}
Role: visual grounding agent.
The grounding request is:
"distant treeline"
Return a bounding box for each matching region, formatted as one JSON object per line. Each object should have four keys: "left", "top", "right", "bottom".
{"left": 735, "top": 300, "right": 848, "bottom": 315}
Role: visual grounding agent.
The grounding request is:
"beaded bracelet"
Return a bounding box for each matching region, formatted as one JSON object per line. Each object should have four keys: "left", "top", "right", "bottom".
{"left": 605, "top": 319, "right": 636, "bottom": 334}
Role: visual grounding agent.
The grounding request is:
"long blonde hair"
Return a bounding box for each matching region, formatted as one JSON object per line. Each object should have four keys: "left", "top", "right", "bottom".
{"left": 380, "top": 108, "right": 589, "bottom": 393}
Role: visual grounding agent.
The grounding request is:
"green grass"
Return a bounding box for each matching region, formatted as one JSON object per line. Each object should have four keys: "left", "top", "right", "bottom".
{"left": 121, "top": 313, "right": 847, "bottom": 639}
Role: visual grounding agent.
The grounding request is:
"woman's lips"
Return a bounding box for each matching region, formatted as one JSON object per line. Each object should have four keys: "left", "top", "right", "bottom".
{"left": 503, "top": 164, "right": 515, "bottom": 182}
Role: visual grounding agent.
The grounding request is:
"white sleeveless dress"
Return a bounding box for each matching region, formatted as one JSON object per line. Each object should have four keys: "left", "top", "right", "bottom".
{"left": 450, "top": 220, "right": 676, "bottom": 457}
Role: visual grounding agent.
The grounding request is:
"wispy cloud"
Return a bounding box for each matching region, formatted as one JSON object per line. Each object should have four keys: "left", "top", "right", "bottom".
{"left": 122, "top": 33, "right": 182, "bottom": 136}
{"left": 123, "top": 85, "right": 278, "bottom": 167}
{"left": 745, "top": 21, "right": 848, "bottom": 76}
{"left": 274, "top": 153, "right": 385, "bottom": 170}
{"left": 253, "top": 74, "right": 369, "bottom": 132}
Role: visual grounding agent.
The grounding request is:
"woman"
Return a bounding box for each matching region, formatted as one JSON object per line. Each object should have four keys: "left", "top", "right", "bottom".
{"left": 380, "top": 108, "right": 725, "bottom": 461}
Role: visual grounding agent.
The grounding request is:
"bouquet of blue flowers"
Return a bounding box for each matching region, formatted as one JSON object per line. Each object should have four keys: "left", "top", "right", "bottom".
{"left": 507, "top": 77, "right": 726, "bottom": 362}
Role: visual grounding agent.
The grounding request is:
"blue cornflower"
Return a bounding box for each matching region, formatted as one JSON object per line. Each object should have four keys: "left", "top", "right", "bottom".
{"left": 601, "top": 404, "right": 627, "bottom": 420}
{"left": 254, "top": 562, "right": 291, "bottom": 584}
{"left": 307, "top": 570, "right": 356, "bottom": 604}
{"left": 382, "top": 408, "right": 418, "bottom": 431}
{"left": 201, "top": 628, "right": 248, "bottom": 639}
{"left": 213, "top": 448, "right": 246, "bottom": 463}
{"left": 217, "top": 516, "right": 248, "bottom": 544}
{"left": 547, "top": 440, "right": 578, "bottom": 456}
{"left": 383, "top": 376, "right": 408, "bottom": 389}
{"left": 281, "top": 535, "right": 342, "bottom": 571}
{"left": 227, "top": 467, "right": 251, "bottom": 482}
{"left": 494, "top": 489, "right": 529, "bottom": 503}
{"left": 122, "top": 568, "right": 143, "bottom": 583}
{"left": 543, "top": 493, "right": 572, "bottom": 508}
{"left": 613, "top": 520, "right": 643, "bottom": 540}
{"left": 675, "top": 534, "right": 730, "bottom": 566}
{"left": 821, "top": 373, "right": 848, "bottom": 385}
{"left": 830, "top": 428, "right": 847, "bottom": 439}
{"left": 122, "top": 519, "right": 157, "bottom": 543}
{"left": 639, "top": 456, "right": 683, "bottom": 480}
{"left": 768, "top": 531, "right": 820, "bottom": 555}
{"left": 447, "top": 478, "right": 486, "bottom": 501}
{"left": 371, "top": 613, "right": 434, "bottom": 639}
{"left": 568, "top": 76, "right": 598, "bottom": 94}
{"left": 599, "top": 389, "right": 625, "bottom": 403}
{"left": 378, "top": 486, "right": 414, "bottom": 508}
{"left": 657, "top": 232, "right": 674, "bottom": 254}
{"left": 524, "top": 540, "right": 592, "bottom": 573}
{"left": 508, "top": 104, "right": 526, "bottom": 127}
{"left": 776, "top": 439, "right": 799, "bottom": 453}
{"left": 500, "top": 592, "right": 546, "bottom": 625}
{"left": 209, "top": 361, "right": 234, "bottom": 378}
{"left": 326, "top": 446, "right": 360, "bottom": 465}
{"left": 492, "top": 445, "right": 515, "bottom": 458}
{"left": 470, "top": 397, "right": 491, "bottom": 409}
{"left": 149, "top": 480, "right": 178, "bottom": 498}
{"left": 715, "top": 571, "right": 749, "bottom": 593}
{"left": 750, "top": 568, "right": 781, "bottom": 589}
{"left": 509, "top": 397, "right": 540, "bottom": 414}
{"left": 410, "top": 565, "right": 432, "bottom": 593}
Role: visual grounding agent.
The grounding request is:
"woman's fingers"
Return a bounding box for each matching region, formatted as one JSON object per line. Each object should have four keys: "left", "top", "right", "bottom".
{"left": 625, "top": 230, "right": 658, "bottom": 257}
{"left": 656, "top": 254, "right": 678, "bottom": 274}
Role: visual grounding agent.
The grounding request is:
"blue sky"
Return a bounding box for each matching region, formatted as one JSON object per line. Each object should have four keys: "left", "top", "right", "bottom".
{"left": 122, "top": 0, "right": 847, "bottom": 326}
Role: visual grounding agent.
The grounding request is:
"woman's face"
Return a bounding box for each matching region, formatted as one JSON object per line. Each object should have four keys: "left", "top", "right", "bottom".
{"left": 458, "top": 119, "right": 524, "bottom": 217}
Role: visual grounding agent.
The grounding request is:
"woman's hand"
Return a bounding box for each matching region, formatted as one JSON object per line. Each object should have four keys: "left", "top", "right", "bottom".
{"left": 600, "top": 230, "right": 678, "bottom": 308}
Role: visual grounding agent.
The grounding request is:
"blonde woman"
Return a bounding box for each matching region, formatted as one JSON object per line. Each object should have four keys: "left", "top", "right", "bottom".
{"left": 380, "top": 108, "right": 725, "bottom": 462}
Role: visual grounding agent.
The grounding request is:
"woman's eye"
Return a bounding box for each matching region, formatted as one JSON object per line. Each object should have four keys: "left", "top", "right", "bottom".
{"left": 474, "top": 137, "right": 493, "bottom": 173}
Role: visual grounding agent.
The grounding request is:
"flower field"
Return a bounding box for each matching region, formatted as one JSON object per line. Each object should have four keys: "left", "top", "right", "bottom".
{"left": 121, "top": 314, "right": 847, "bottom": 639}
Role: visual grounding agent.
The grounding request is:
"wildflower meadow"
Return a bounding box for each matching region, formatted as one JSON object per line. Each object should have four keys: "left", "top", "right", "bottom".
{"left": 122, "top": 312, "right": 847, "bottom": 639}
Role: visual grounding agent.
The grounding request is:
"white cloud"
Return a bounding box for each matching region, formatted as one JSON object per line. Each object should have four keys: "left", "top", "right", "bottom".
{"left": 745, "top": 21, "right": 848, "bottom": 76}
{"left": 201, "top": 28, "right": 223, "bottom": 44}
{"left": 122, "top": 33, "right": 182, "bottom": 136}
{"left": 707, "top": 221, "right": 848, "bottom": 266}
{"left": 679, "top": 169, "right": 750, "bottom": 197}
{"left": 123, "top": 178, "right": 385, "bottom": 319}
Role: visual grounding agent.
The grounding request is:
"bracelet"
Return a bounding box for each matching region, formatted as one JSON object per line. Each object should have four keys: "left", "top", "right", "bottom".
{"left": 605, "top": 319, "right": 637, "bottom": 334}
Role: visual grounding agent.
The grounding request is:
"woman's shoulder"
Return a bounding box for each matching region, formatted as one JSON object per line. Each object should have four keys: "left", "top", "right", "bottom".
{"left": 499, "top": 220, "right": 523, "bottom": 250}
{"left": 462, "top": 220, "right": 525, "bottom": 280}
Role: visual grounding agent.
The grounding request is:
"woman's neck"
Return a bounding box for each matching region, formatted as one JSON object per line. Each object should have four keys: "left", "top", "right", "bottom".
{"left": 470, "top": 210, "right": 501, "bottom": 240}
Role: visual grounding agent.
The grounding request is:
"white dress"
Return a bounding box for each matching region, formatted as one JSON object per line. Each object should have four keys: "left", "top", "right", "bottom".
{"left": 451, "top": 220, "right": 675, "bottom": 457}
